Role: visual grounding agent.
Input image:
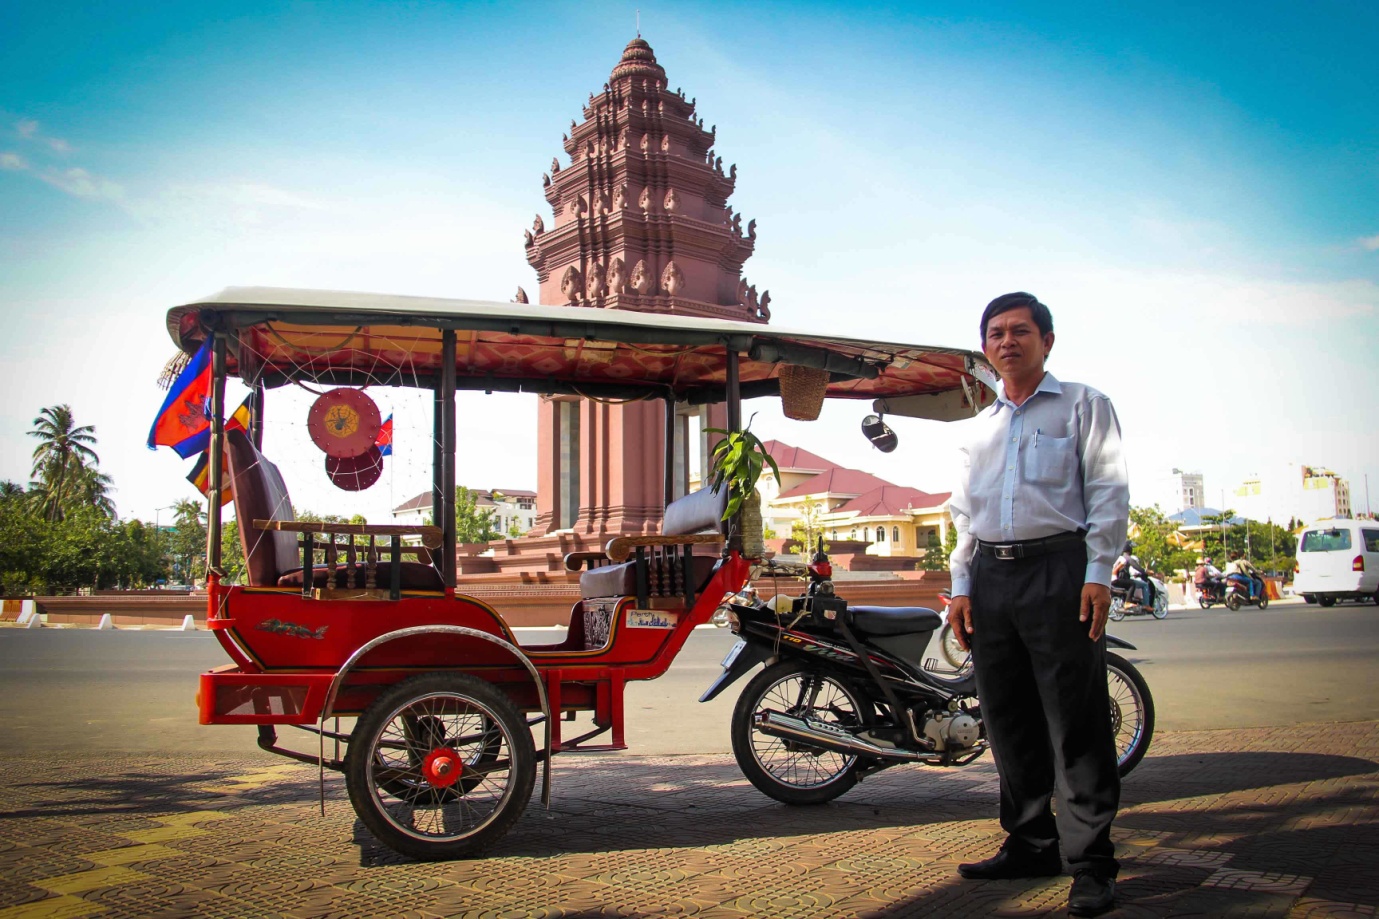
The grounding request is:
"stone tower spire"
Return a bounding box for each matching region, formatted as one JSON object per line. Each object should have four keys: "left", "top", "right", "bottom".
{"left": 525, "top": 38, "right": 770, "bottom": 322}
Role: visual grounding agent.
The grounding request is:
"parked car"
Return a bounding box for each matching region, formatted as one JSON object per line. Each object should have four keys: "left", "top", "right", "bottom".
{"left": 1294, "top": 518, "right": 1379, "bottom": 607}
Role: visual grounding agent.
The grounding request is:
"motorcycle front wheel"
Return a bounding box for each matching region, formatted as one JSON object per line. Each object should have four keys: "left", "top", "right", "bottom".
{"left": 1107, "top": 652, "right": 1154, "bottom": 777}
{"left": 731, "top": 660, "right": 867, "bottom": 805}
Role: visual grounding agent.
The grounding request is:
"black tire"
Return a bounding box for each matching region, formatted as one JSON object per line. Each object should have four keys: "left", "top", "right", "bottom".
{"left": 1106, "top": 652, "right": 1154, "bottom": 777}
{"left": 1257, "top": 594, "right": 1269, "bottom": 610}
{"left": 1225, "top": 592, "right": 1242, "bottom": 611}
{"left": 1318, "top": 595, "right": 1336, "bottom": 607}
{"left": 1373, "top": 593, "right": 1379, "bottom": 607}
{"left": 1151, "top": 593, "right": 1169, "bottom": 619}
{"left": 346, "top": 672, "right": 535, "bottom": 860}
{"left": 1198, "top": 596, "right": 1211, "bottom": 609}
{"left": 731, "top": 660, "right": 867, "bottom": 805}
{"left": 1303, "top": 594, "right": 1316, "bottom": 604}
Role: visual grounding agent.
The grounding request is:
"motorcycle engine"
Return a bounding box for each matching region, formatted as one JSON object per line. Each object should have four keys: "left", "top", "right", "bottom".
{"left": 922, "top": 711, "right": 981, "bottom": 751}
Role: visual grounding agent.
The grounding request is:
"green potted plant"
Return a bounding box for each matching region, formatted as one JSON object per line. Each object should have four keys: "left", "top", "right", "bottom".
{"left": 706, "top": 416, "right": 780, "bottom": 557}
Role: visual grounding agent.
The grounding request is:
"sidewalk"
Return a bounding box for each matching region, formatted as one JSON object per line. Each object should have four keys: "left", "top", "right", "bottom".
{"left": 0, "top": 721, "right": 1374, "bottom": 918}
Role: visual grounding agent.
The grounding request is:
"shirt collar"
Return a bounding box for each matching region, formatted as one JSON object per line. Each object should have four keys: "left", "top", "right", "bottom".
{"left": 991, "top": 372, "right": 1062, "bottom": 414}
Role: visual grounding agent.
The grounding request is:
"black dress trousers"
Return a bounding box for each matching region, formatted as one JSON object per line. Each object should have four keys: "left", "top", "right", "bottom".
{"left": 969, "top": 540, "right": 1120, "bottom": 874}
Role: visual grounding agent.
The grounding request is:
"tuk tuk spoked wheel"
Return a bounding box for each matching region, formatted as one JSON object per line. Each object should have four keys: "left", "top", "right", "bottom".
{"left": 731, "top": 661, "right": 867, "bottom": 805}
{"left": 346, "top": 672, "right": 534, "bottom": 860}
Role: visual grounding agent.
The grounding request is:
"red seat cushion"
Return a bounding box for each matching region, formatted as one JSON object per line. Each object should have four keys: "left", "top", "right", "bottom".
{"left": 579, "top": 554, "right": 720, "bottom": 599}
{"left": 278, "top": 562, "right": 444, "bottom": 592}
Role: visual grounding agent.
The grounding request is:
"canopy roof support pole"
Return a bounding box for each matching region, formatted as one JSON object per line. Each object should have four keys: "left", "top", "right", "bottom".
{"left": 432, "top": 383, "right": 443, "bottom": 559}
{"left": 663, "top": 395, "right": 676, "bottom": 508}
{"left": 441, "top": 330, "right": 457, "bottom": 587}
{"left": 724, "top": 347, "right": 742, "bottom": 552}
{"left": 249, "top": 380, "right": 264, "bottom": 450}
{"left": 207, "top": 331, "right": 227, "bottom": 573}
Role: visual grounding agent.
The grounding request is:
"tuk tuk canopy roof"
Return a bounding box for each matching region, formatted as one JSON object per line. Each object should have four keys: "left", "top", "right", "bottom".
{"left": 167, "top": 287, "right": 995, "bottom": 417}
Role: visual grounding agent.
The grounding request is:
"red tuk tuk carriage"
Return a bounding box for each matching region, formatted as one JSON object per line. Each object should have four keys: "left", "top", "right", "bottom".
{"left": 174, "top": 286, "right": 997, "bottom": 858}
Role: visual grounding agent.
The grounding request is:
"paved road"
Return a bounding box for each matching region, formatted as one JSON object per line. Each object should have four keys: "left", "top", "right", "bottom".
{"left": 2, "top": 598, "right": 1376, "bottom": 758}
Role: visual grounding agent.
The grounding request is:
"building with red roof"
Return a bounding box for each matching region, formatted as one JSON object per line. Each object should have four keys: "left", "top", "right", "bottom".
{"left": 754, "top": 441, "right": 954, "bottom": 561}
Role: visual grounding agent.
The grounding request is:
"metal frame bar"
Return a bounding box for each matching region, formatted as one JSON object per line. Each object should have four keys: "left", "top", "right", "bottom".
{"left": 440, "top": 330, "right": 457, "bottom": 587}
{"left": 207, "top": 331, "right": 227, "bottom": 573}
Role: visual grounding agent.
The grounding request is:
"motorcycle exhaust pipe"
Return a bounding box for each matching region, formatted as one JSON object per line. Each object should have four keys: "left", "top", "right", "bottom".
{"left": 754, "top": 711, "right": 930, "bottom": 762}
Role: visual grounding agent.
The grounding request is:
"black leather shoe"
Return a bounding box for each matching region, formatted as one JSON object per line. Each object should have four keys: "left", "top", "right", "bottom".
{"left": 957, "top": 846, "right": 1062, "bottom": 880}
{"left": 1068, "top": 870, "right": 1115, "bottom": 916}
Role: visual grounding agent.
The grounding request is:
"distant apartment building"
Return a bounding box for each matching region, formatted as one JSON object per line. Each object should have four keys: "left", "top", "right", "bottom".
{"left": 392, "top": 487, "right": 538, "bottom": 536}
{"left": 1150, "top": 468, "right": 1204, "bottom": 515}
{"left": 1229, "top": 463, "right": 1353, "bottom": 525}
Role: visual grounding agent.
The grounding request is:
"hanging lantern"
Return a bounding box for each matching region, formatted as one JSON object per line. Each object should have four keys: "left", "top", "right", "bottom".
{"left": 307, "top": 388, "right": 382, "bottom": 458}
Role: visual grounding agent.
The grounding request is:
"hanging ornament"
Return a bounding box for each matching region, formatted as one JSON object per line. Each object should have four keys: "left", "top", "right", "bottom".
{"left": 326, "top": 445, "right": 384, "bottom": 491}
{"left": 307, "top": 388, "right": 381, "bottom": 458}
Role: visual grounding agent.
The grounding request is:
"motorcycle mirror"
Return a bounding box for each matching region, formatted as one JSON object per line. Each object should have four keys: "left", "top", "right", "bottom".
{"left": 861, "top": 413, "right": 898, "bottom": 453}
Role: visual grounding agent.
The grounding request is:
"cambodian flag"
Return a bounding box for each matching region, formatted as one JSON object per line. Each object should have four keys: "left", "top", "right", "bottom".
{"left": 148, "top": 340, "right": 213, "bottom": 458}
{"left": 376, "top": 413, "right": 393, "bottom": 456}
{"left": 185, "top": 396, "right": 252, "bottom": 505}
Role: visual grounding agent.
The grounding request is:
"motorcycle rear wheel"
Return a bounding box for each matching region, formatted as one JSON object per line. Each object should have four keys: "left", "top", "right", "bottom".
{"left": 1198, "top": 596, "right": 1211, "bottom": 609}
{"left": 1151, "top": 594, "right": 1169, "bottom": 619}
{"left": 732, "top": 661, "right": 867, "bottom": 805}
{"left": 1225, "top": 592, "right": 1242, "bottom": 611}
{"left": 1108, "top": 597, "right": 1126, "bottom": 621}
{"left": 1107, "top": 652, "right": 1154, "bottom": 777}
{"left": 939, "top": 623, "right": 970, "bottom": 672}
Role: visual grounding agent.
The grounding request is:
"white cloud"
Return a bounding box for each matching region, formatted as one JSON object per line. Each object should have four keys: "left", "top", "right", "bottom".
{"left": 38, "top": 166, "right": 124, "bottom": 201}
{"left": 1359, "top": 234, "right": 1379, "bottom": 252}
{"left": 47, "top": 137, "right": 71, "bottom": 154}
{"left": 15, "top": 118, "right": 38, "bottom": 138}
{"left": 0, "top": 152, "right": 26, "bottom": 170}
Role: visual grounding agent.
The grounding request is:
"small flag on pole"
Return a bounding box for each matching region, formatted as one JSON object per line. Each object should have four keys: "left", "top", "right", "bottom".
{"left": 148, "top": 340, "right": 213, "bottom": 458}
{"left": 375, "top": 413, "right": 393, "bottom": 457}
{"left": 186, "top": 396, "right": 252, "bottom": 505}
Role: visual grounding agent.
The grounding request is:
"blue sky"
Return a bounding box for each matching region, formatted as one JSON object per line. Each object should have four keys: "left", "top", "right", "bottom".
{"left": 2, "top": 0, "right": 1376, "bottom": 524}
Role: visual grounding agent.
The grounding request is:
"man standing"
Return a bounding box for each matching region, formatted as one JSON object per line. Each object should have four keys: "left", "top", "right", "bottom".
{"left": 948, "top": 292, "right": 1129, "bottom": 917}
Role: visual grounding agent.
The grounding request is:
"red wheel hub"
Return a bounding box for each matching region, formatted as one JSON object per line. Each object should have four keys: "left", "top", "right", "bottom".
{"left": 421, "top": 747, "right": 464, "bottom": 788}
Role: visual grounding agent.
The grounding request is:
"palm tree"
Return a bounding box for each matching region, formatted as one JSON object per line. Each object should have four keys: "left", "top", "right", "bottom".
{"left": 28, "top": 405, "right": 100, "bottom": 522}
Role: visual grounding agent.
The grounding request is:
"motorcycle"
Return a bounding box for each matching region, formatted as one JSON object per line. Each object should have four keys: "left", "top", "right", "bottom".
{"left": 702, "top": 542, "right": 1155, "bottom": 805}
{"left": 1224, "top": 573, "right": 1269, "bottom": 611}
{"left": 1109, "top": 576, "right": 1169, "bottom": 620}
{"left": 1195, "top": 577, "right": 1226, "bottom": 609}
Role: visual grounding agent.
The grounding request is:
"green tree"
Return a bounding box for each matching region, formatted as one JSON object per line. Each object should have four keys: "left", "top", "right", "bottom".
{"left": 455, "top": 487, "right": 500, "bottom": 543}
{"left": 917, "top": 529, "right": 948, "bottom": 571}
{"left": 786, "top": 496, "right": 828, "bottom": 555}
{"left": 168, "top": 498, "right": 207, "bottom": 585}
{"left": 27, "top": 405, "right": 102, "bottom": 522}
{"left": 1129, "top": 505, "right": 1197, "bottom": 577}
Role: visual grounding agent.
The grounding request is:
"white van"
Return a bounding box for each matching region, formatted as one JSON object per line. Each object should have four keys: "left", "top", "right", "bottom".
{"left": 1294, "top": 518, "right": 1379, "bottom": 606}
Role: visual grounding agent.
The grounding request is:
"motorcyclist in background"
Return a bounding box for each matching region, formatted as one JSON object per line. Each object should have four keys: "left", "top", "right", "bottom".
{"left": 1112, "top": 542, "right": 1155, "bottom": 610}
{"left": 1194, "top": 556, "right": 1225, "bottom": 601}
{"left": 1224, "top": 551, "right": 1265, "bottom": 600}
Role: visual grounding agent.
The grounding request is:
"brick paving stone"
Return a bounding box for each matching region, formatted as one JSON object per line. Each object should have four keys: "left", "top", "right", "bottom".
{"left": 0, "top": 721, "right": 1375, "bottom": 918}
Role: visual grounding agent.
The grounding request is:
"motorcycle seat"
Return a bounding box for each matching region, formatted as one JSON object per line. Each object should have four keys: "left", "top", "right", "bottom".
{"left": 848, "top": 605, "right": 942, "bottom": 636}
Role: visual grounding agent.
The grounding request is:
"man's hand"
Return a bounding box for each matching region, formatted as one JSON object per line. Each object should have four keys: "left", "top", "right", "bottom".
{"left": 948, "top": 595, "right": 974, "bottom": 652}
{"left": 1080, "top": 583, "right": 1111, "bottom": 640}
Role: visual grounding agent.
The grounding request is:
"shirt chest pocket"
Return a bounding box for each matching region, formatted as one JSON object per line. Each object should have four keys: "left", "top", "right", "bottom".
{"left": 1025, "top": 433, "right": 1076, "bottom": 485}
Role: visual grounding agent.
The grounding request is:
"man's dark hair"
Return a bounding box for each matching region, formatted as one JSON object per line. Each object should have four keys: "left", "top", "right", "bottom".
{"left": 981, "top": 292, "right": 1054, "bottom": 341}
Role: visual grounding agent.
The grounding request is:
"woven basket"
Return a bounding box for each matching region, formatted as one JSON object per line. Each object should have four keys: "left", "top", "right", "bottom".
{"left": 778, "top": 364, "right": 828, "bottom": 421}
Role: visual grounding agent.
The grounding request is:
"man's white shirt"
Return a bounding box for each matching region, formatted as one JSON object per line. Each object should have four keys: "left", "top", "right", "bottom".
{"left": 949, "top": 372, "right": 1129, "bottom": 597}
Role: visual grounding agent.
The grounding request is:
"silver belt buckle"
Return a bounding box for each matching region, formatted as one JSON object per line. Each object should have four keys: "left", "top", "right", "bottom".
{"left": 994, "top": 544, "right": 1016, "bottom": 560}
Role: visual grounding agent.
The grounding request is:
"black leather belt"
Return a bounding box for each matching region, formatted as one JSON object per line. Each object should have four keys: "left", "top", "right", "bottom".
{"left": 978, "top": 530, "right": 1085, "bottom": 560}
